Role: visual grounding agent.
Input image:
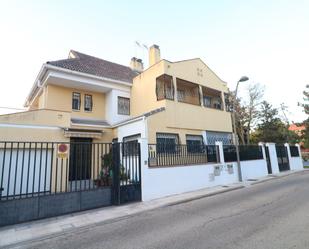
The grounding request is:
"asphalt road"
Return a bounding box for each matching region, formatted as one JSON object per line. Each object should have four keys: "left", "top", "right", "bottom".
{"left": 14, "top": 171, "right": 309, "bottom": 249}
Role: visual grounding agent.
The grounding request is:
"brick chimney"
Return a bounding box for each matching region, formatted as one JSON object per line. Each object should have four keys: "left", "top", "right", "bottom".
{"left": 130, "top": 57, "right": 144, "bottom": 72}
{"left": 149, "top": 44, "right": 161, "bottom": 67}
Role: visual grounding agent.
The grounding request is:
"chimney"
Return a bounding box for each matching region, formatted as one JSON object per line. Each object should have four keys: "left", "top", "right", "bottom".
{"left": 130, "top": 57, "right": 144, "bottom": 72}
{"left": 149, "top": 44, "right": 161, "bottom": 66}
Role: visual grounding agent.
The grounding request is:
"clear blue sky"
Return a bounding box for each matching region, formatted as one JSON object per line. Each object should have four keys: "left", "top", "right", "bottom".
{"left": 0, "top": 0, "right": 308, "bottom": 121}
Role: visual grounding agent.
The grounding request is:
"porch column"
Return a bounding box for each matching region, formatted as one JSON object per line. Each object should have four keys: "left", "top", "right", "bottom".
{"left": 265, "top": 143, "right": 280, "bottom": 174}
{"left": 215, "top": 141, "right": 225, "bottom": 163}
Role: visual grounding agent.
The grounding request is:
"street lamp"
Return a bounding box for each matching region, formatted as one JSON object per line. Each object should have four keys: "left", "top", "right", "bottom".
{"left": 232, "top": 76, "right": 249, "bottom": 182}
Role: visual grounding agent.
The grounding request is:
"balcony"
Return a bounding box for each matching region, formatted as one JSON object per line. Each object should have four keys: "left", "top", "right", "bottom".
{"left": 176, "top": 78, "right": 200, "bottom": 106}
{"left": 156, "top": 74, "right": 174, "bottom": 100}
{"left": 202, "top": 86, "right": 223, "bottom": 110}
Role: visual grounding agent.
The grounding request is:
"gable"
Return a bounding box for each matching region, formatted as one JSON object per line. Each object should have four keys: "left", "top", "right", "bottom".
{"left": 165, "top": 58, "right": 228, "bottom": 92}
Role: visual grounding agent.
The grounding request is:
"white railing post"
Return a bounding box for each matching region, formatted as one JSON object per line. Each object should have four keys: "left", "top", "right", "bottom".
{"left": 265, "top": 143, "right": 280, "bottom": 174}
{"left": 215, "top": 141, "right": 225, "bottom": 163}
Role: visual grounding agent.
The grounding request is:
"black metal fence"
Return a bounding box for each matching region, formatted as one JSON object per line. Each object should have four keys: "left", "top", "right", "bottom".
{"left": 148, "top": 144, "right": 218, "bottom": 167}
{"left": 239, "top": 145, "right": 263, "bottom": 161}
{"left": 223, "top": 145, "right": 264, "bottom": 162}
{"left": 223, "top": 145, "right": 237, "bottom": 162}
{"left": 0, "top": 141, "right": 113, "bottom": 201}
{"left": 290, "top": 145, "right": 300, "bottom": 157}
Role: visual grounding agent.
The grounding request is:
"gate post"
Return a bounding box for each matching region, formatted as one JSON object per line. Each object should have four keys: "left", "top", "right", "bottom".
{"left": 215, "top": 141, "right": 224, "bottom": 163}
{"left": 112, "top": 143, "right": 121, "bottom": 205}
{"left": 265, "top": 143, "right": 280, "bottom": 174}
{"left": 139, "top": 138, "right": 148, "bottom": 202}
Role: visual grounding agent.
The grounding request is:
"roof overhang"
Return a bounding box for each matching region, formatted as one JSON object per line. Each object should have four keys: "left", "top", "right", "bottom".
{"left": 25, "top": 64, "right": 132, "bottom": 107}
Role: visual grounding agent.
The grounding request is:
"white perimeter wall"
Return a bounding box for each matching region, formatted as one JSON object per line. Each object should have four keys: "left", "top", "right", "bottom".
{"left": 289, "top": 157, "right": 303, "bottom": 171}
{"left": 239, "top": 159, "right": 268, "bottom": 180}
{"left": 142, "top": 160, "right": 239, "bottom": 201}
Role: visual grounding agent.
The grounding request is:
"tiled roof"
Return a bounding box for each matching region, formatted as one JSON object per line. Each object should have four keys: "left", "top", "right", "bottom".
{"left": 47, "top": 50, "right": 138, "bottom": 83}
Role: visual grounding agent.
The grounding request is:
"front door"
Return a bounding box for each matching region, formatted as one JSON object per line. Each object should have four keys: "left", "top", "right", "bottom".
{"left": 69, "top": 138, "right": 92, "bottom": 182}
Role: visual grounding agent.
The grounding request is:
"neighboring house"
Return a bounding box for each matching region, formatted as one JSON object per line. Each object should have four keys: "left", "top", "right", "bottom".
{"left": 0, "top": 45, "right": 233, "bottom": 146}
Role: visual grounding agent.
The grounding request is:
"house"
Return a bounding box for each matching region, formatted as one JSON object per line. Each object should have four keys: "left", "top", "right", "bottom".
{"left": 0, "top": 45, "right": 233, "bottom": 146}
{"left": 0, "top": 45, "right": 234, "bottom": 199}
{"left": 0, "top": 45, "right": 233, "bottom": 201}
{"left": 0, "top": 46, "right": 304, "bottom": 227}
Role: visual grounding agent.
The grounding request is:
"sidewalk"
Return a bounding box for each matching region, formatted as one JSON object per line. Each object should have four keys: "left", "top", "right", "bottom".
{"left": 0, "top": 169, "right": 305, "bottom": 248}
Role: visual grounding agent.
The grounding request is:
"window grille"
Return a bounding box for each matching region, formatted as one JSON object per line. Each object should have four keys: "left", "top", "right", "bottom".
{"left": 118, "top": 97, "right": 130, "bottom": 115}
{"left": 206, "top": 131, "right": 233, "bottom": 145}
{"left": 72, "top": 92, "right": 81, "bottom": 110}
{"left": 123, "top": 134, "right": 140, "bottom": 156}
{"left": 156, "top": 133, "right": 179, "bottom": 153}
{"left": 186, "top": 135, "right": 204, "bottom": 153}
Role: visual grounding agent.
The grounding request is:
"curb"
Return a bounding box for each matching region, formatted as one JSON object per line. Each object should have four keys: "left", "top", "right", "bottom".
{"left": 166, "top": 185, "right": 245, "bottom": 206}
{"left": 251, "top": 169, "right": 307, "bottom": 185}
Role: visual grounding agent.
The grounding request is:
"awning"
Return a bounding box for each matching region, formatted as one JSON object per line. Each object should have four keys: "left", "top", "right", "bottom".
{"left": 64, "top": 129, "right": 103, "bottom": 138}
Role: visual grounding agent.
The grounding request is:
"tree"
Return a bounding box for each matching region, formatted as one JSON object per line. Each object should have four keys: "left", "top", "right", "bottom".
{"left": 299, "top": 84, "right": 309, "bottom": 114}
{"left": 244, "top": 83, "right": 264, "bottom": 144}
{"left": 250, "top": 101, "right": 299, "bottom": 144}
{"left": 230, "top": 83, "right": 264, "bottom": 144}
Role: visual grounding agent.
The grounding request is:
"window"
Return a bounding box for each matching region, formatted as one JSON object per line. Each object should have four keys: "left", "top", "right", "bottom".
{"left": 118, "top": 97, "right": 130, "bottom": 115}
{"left": 84, "top": 94, "right": 93, "bottom": 112}
{"left": 186, "top": 135, "right": 204, "bottom": 153}
{"left": 156, "top": 74, "right": 174, "bottom": 100}
{"left": 123, "top": 134, "right": 140, "bottom": 156}
{"left": 72, "top": 92, "right": 81, "bottom": 110}
{"left": 156, "top": 133, "right": 179, "bottom": 153}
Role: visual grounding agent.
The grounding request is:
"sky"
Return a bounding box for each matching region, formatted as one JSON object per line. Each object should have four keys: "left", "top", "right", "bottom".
{"left": 0, "top": 0, "right": 308, "bottom": 122}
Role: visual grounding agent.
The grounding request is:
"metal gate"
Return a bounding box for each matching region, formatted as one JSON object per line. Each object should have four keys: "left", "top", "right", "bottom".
{"left": 265, "top": 146, "right": 272, "bottom": 174}
{"left": 276, "top": 145, "right": 290, "bottom": 172}
{"left": 112, "top": 142, "right": 141, "bottom": 205}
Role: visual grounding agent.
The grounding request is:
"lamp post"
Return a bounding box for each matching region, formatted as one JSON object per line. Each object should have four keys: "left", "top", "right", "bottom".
{"left": 232, "top": 76, "right": 249, "bottom": 182}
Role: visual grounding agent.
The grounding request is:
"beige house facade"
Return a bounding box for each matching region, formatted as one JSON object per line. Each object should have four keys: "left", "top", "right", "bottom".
{"left": 0, "top": 45, "right": 233, "bottom": 146}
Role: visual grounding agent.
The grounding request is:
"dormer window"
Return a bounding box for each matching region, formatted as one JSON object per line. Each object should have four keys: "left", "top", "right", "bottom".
{"left": 72, "top": 92, "right": 81, "bottom": 110}
{"left": 84, "top": 94, "right": 93, "bottom": 112}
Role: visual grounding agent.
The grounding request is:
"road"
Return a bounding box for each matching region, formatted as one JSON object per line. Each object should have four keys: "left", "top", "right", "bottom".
{"left": 14, "top": 171, "right": 309, "bottom": 249}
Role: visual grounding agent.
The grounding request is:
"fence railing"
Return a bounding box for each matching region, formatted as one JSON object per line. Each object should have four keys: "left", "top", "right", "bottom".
{"left": 0, "top": 141, "right": 126, "bottom": 201}
{"left": 148, "top": 144, "right": 218, "bottom": 167}
{"left": 290, "top": 145, "right": 300, "bottom": 157}
{"left": 223, "top": 145, "right": 264, "bottom": 162}
{"left": 223, "top": 145, "right": 237, "bottom": 162}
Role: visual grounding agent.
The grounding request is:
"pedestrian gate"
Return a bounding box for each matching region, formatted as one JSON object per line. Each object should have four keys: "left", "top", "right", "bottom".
{"left": 276, "top": 145, "right": 290, "bottom": 172}
{"left": 112, "top": 142, "right": 142, "bottom": 205}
